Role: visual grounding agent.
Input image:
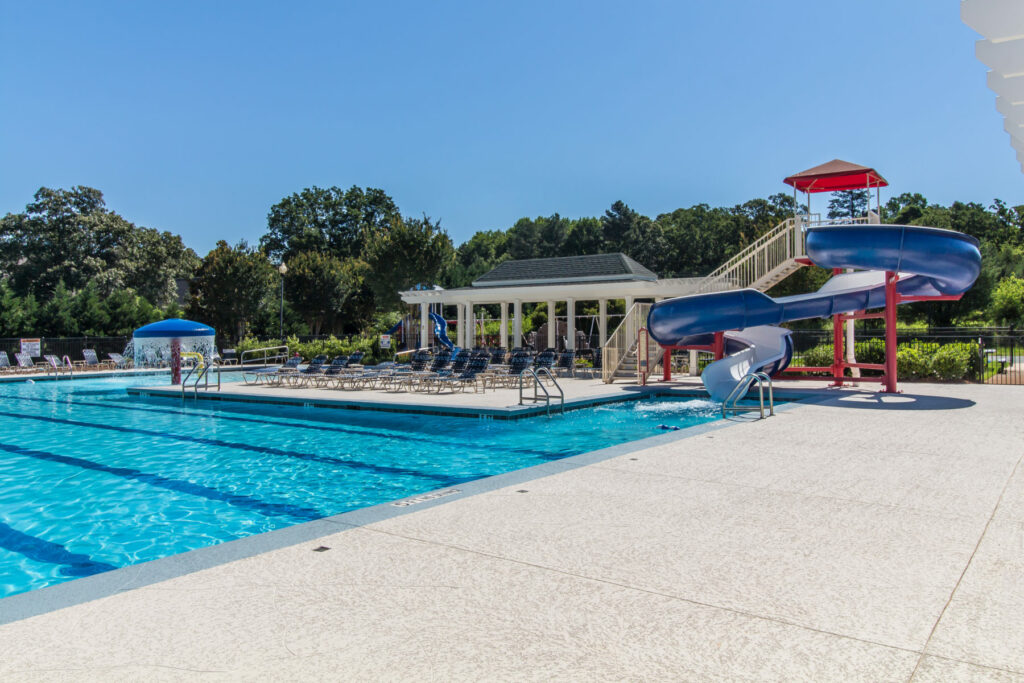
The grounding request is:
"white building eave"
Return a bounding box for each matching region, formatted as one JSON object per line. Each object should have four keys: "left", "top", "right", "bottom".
{"left": 398, "top": 277, "right": 711, "bottom": 305}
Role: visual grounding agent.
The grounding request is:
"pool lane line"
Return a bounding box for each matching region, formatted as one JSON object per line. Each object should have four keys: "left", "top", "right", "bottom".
{"left": 0, "top": 409, "right": 458, "bottom": 485}
{"left": 0, "top": 520, "right": 117, "bottom": 579}
{"left": 0, "top": 441, "right": 327, "bottom": 523}
{"left": 0, "top": 393, "right": 590, "bottom": 460}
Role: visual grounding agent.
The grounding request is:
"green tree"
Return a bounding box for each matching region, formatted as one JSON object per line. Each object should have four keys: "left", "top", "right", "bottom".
{"left": 260, "top": 186, "right": 401, "bottom": 263}
{"left": 0, "top": 281, "right": 38, "bottom": 337}
{"left": 285, "top": 251, "right": 368, "bottom": 335}
{"left": 601, "top": 200, "right": 643, "bottom": 250}
{"left": 561, "top": 217, "right": 604, "bottom": 256}
{"left": 102, "top": 290, "right": 164, "bottom": 336}
{"left": 363, "top": 215, "right": 455, "bottom": 309}
{"left": 41, "top": 280, "right": 76, "bottom": 336}
{"left": 827, "top": 190, "right": 869, "bottom": 219}
{"left": 990, "top": 276, "right": 1024, "bottom": 326}
{"left": 0, "top": 186, "right": 198, "bottom": 302}
{"left": 72, "top": 282, "right": 110, "bottom": 335}
{"left": 186, "top": 241, "right": 275, "bottom": 342}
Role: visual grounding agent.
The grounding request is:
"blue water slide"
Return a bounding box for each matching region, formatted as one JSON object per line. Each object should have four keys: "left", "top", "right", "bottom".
{"left": 428, "top": 312, "right": 455, "bottom": 350}
{"left": 647, "top": 225, "right": 982, "bottom": 398}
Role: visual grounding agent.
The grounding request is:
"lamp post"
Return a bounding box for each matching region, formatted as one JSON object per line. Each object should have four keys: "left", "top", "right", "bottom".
{"left": 278, "top": 262, "right": 287, "bottom": 342}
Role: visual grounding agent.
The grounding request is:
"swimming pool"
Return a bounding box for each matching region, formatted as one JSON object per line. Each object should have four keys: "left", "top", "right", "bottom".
{"left": 0, "top": 374, "right": 721, "bottom": 598}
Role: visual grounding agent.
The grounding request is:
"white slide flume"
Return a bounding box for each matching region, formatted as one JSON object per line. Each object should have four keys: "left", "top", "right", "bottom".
{"left": 700, "top": 326, "right": 793, "bottom": 401}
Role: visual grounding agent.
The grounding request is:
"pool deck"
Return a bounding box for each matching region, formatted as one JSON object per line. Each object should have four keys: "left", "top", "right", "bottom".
{"left": 2, "top": 381, "right": 1023, "bottom": 680}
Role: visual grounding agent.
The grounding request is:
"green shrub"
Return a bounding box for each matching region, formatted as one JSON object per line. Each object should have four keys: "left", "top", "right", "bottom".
{"left": 896, "top": 346, "right": 932, "bottom": 379}
{"left": 798, "top": 343, "right": 834, "bottom": 370}
{"left": 853, "top": 337, "right": 886, "bottom": 364}
{"left": 932, "top": 343, "right": 972, "bottom": 381}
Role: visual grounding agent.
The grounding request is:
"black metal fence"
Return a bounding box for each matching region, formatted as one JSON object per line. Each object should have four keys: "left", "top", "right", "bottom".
{"left": 787, "top": 328, "right": 1022, "bottom": 385}
{"left": 0, "top": 336, "right": 130, "bottom": 363}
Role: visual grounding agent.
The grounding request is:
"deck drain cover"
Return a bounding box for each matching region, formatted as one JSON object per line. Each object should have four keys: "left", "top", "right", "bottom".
{"left": 516, "top": 490, "right": 529, "bottom": 493}
{"left": 312, "top": 546, "right": 331, "bottom": 552}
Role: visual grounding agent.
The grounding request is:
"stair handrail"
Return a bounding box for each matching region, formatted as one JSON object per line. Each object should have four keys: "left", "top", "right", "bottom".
{"left": 698, "top": 215, "right": 878, "bottom": 294}
{"left": 721, "top": 371, "right": 774, "bottom": 419}
{"left": 240, "top": 345, "right": 290, "bottom": 367}
{"left": 601, "top": 302, "right": 651, "bottom": 383}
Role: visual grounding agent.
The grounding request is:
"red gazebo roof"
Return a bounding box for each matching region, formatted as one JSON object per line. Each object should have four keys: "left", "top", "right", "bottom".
{"left": 783, "top": 159, "right": 888, "bottom": 193}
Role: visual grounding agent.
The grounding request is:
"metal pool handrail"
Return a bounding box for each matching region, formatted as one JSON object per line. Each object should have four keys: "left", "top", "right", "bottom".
{"left": 721, "top": 371, "right": 774, "bottom": 419}
{"left": 240, "top": 345, "right": 290, "bottom": 367}
{"left": 519, "top": 367, "right": 564, "bottom": 415}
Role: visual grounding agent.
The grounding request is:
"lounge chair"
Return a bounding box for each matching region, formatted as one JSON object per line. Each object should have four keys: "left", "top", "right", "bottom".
{"left": 14, "top": 352, "right": 37, "bottom": 373}
{"left": 431, "top": 354, "right": 490, "bottom": 393}
{"left": 82, "top": 349, "right": 114, "bottom": 371}
{"left": 496, "top": 352, "right": 534, "bottom": 388}
{"left": 108, "top": 352, "right": 133, "bottom": 369}
{"left": 220, "top": 349, "right": 238, "bottom": 365}
{"left": 0, "top": 351, "right": 15, "bottom": 374}
{"left": 343, "top": 361, "right": 400, "bottom": 390}
{"left": 553, "top": 350, "right": 575, "bottom": 377}
{"left": 243, "top": 356, "right": 301, "bottom": 385}
{"left": 533, "top": 349, "right": 556, "bottom": 372}
{"left": 393, "top": 350, "right": 451, "bottom": 392}
{"left": 287, "top": 355, "right": 328, "bottom": 387}
{"left": 312, "top": 356, "right": 351, "bottom": 387}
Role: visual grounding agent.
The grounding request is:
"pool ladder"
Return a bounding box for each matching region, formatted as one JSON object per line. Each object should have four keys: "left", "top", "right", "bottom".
{"left": 721, "top": 371, "right": 774, "bottom": 419}
{"left": 182, "top": 357, "right": 221, "bottom": 398}
{"left": 519, "top": 367, "right": 564, "bottom": 415}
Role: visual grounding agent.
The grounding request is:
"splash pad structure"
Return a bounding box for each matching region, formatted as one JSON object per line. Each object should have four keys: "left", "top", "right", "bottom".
{"left": 132, "top": 319, "right": 217, "bottom": 384}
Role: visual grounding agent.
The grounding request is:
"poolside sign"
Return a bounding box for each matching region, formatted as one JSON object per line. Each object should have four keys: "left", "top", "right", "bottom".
{"left": 379, "top": 334, "right": 391, "bottom": 349}
{"left": 20, "top": 338, "right": 41, "bottom": 357}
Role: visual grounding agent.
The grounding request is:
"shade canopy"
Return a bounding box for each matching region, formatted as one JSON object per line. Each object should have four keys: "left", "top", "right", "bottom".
{"left": 783, "top": 159, "right": 888, "bottom": 193}
{"left": 133, "top": 318, "right": 215, "bottom": 338}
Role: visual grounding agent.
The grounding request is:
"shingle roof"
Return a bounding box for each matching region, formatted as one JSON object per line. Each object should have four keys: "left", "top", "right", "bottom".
{"left": 472, "top": 253, "right": 657, "bottom": 287}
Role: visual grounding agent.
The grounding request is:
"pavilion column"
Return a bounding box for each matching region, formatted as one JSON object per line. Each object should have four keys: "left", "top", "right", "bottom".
{"left": 499, "top": 302, "right": 508, "bottom": 348}
{"left": 624, "top": 296, "right": 634, "bottom": 314}
{"left": 546, "top": 301, "right": 556, "bottom": 349}
{"left": 566, "top": 298, "right": 576, "bottom": 351}
{"left": 465, "top": 302, "right": 474, "bottom": 348}
{"left": 598, "top": 299, "right": 608, "bottom": 347}
{"left": 513, "top": 300, "right": 523, "bottom": 349}
{"left": 456, "top": 302, "right": 465, "bottom": 348}
{"left": 419, "top": 303, "right": 429, "bottom": 349}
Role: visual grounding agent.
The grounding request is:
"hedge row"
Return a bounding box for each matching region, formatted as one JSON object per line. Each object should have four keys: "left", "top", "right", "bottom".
{"left": 235, "top": 334, "right": 393, "bottom": 364}
{"left": 796, "top": 339, "right": 982, "bottom": 381}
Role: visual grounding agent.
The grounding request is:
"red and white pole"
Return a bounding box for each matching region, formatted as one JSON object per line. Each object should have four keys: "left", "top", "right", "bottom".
{"left": 171, "top": 338, "right": 182, "bottom": 385}
{"left": 883, "top": 271, "right": 899, "bottom": 393}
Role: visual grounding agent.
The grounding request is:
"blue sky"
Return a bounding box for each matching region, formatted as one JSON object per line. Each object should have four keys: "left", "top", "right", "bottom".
{"left": 0, "top": 1, "right": 1016, "bottom": 254}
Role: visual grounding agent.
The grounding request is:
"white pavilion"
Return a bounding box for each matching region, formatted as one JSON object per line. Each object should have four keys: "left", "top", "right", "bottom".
{"left": 398, "top": 253, "right": 707, "bottom": 351}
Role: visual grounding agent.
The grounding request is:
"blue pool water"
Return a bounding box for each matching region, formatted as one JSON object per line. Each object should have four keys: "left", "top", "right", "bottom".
{"left": 0, "top": 374, "right": 721, "bottom": 598}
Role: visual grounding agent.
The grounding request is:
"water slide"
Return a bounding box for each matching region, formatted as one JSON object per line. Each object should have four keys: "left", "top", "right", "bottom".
{"left": 647, "top": 224, "right": 982, "bottom": 400}
{"left": 428, "top": 312, "right": 455, "bottom": 350}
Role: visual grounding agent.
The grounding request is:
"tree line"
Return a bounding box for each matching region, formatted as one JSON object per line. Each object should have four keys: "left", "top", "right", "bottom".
{"left": 1, "top": 184, "right": 1021, "bottom": 342}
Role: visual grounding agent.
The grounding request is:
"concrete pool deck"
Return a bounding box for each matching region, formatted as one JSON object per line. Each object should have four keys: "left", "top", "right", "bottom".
{"left": 1, "top": 382, "right": 1022, "bottom": 680}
